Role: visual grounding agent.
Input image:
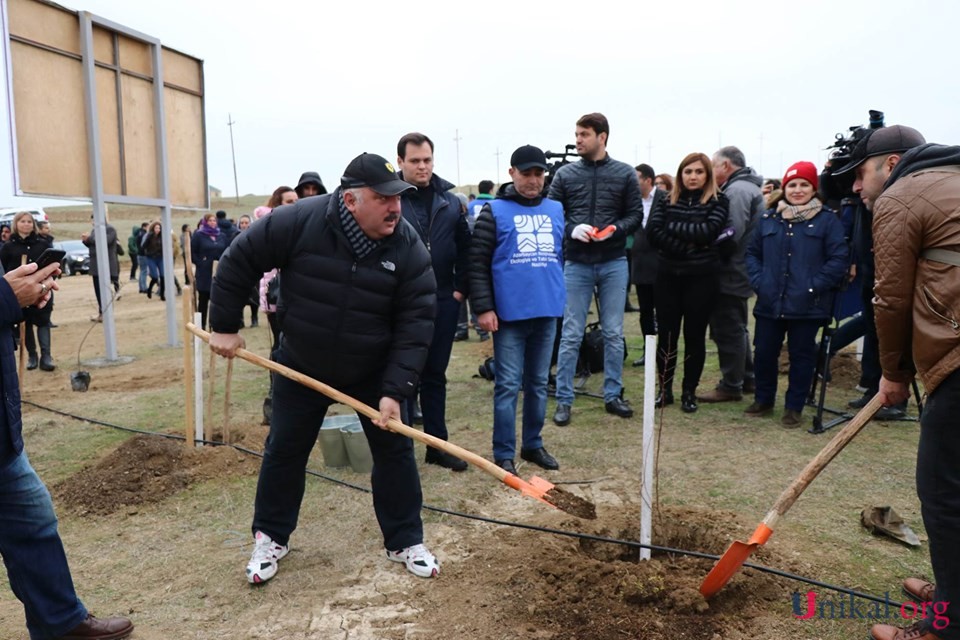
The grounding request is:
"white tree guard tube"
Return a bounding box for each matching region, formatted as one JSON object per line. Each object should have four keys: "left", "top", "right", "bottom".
{"left": 640, "top": 334, "right": 657, "bottom": 560}
{"left": 193, "top": 311, "right": 204, "bottom": 447}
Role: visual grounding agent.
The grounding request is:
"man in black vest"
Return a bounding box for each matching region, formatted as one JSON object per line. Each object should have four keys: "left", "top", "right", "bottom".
{"left": 209, "top": 152, "right": 441, "bottom": 583}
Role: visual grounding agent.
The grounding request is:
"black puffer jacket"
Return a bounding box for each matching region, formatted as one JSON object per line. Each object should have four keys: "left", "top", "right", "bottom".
{"left": 547, "top": 154, "right": 644, "bottom": 264}
{"left": 647, "top": 190, "right": 729, "bottom": 276}
{"left": 209, "top": 189, "right": 437, "bottom": 400}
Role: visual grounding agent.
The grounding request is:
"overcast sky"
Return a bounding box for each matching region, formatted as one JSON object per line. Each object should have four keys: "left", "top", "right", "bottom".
{"left": 2, "top": 0, "right": 959, "bottom": 208}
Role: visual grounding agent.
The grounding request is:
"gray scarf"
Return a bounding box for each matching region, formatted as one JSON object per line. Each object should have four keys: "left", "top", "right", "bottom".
{"left": 339, "top": 192, "right": 380, "bottom": 261}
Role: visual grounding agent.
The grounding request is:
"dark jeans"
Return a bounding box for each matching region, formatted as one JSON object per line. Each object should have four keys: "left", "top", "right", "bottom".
{"left": 753, "top": 316, "right": 823, "bottom": 411}
{"left": 708, "top": 294, "right": 754, "bottom": 393}
{"left": 637, "top": 283, "right": 656, "bottom": 336}
{"left": 252, "top": 356, "right": 423, "bottom": 551}
{"left": 491, "top": 317, "right": 556, "bottom": 462}
{"left": 414, "top": 295, "right": 460, "bottom": 442}
{"left": 129, "top": 256, "right": 137, "bottom": 280}
{"left": 916, "top": 368, "right": 960, "bottom": 638}
{"left": 0, "top": 453, "right": 88, "bottom": 639}
{"left": 655, "top": 271, "right": 719, "bottom": 394}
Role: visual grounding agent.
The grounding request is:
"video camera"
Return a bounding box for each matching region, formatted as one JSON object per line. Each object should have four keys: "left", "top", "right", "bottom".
{"left": 820, "top": 109, "right": 885, "bottom": 202}
{"left": 542, "top": 144, "right": 579, "bottom": 193}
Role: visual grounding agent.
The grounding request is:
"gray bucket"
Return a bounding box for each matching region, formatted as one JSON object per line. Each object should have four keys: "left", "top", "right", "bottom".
{"left": 340, "top": 422, "right": 373, "bottom": 474}
{"left": 318, "top": 415, "right": 352, "bottom": 468}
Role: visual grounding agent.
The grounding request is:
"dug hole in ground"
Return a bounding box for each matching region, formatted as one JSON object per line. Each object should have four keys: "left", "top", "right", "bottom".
{"left": 0, "top": 234, "right": 931, "bottom": 639}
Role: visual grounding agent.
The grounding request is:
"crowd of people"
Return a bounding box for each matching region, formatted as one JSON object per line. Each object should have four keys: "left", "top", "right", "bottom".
{"left": 0, "top": 112, "right": 955, "bottom": 640}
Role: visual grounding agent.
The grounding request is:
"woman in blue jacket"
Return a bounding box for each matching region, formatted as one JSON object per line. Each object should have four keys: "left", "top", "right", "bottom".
{"left": 191, "top": 213, "right": 227, "bottom": 330}
{"left": 745, "top": 161, "right": 849, "bottom": 428}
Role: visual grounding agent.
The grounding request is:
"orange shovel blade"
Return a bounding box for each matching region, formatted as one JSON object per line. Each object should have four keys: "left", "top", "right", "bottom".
{"left": 699, "top": 523, "right": 773, "bottom": 598}
{"left": 501, "top": 473, "right": 557, "bottom": 509}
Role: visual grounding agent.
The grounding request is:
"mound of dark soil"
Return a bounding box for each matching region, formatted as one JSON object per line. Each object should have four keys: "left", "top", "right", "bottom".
{"left": 53, "top": 434, "right": 260, "bottom": 516}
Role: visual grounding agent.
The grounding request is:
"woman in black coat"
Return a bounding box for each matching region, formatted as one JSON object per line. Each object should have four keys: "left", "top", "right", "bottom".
{"left": 0, "top": 212, "right": 55, "bottom": 370}
{"left": 646, "top": 153, "right": 730, "bottom": 413}
{"left": 191, "top": 213, "right": 227, "bottom": 330}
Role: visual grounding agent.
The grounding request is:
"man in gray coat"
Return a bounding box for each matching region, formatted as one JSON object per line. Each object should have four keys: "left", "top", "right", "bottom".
{"left": 698, "top": 146, "right": 765, "bottom": 403}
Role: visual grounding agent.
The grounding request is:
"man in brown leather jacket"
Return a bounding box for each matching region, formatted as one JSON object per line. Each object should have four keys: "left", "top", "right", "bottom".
{"left": 841, "top": 125, "right": 960, "bottom": 640}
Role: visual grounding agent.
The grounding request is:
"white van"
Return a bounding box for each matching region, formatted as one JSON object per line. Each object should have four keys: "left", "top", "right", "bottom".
{"left": 0, "top": 207, "right": 49, "bottom": 227}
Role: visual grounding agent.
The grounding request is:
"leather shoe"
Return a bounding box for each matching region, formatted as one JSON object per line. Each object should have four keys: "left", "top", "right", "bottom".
{"left": 903, "top": 577, "right": 935, "bottom": 603}
{"left": 870, "top": 622, "right": 941, "bottom": 639}
{"left": 411, "top": 399, "right": 423, "bottom": 424}
{"left": 605, "top": 397, "right": 634, "bottom": 418}
{"left": 495, "top": 458, "right": 517, "bottom": 475}
{"left": 744, "top": 402, "right": 774, "bottom": 417}
{"left": 553, "top": 403, "right": 571, "bottom": 426}
{"left": 453, "top": 330, "right": 468, "bottom": 342}
{"left": 632, "top": 356, "right": 645, "bottom": 367}
{"left": 27, "top": 354, "right": 38, "bottom": 370}
{"left": 655, "top": 389, "right": 674, "bottom": 408}
{"left": 742, "top": 379, "right": 756, "bottom": 394}
{"left": 876, "top": 405, "right": 907, "bottom": 421}
{"left": 425, "top": 448, "right": 468, "bottom": 472}
{"left": 697, "top": 387, "right": 742, "bottom": 403}
{"left": 680, "top": 391, "right": 698, "bottom": 413}
{"left": 520, "top": 447, "right": 559, "bottom": 470}
{"left": 56, "top": 614, "right": 134, "bottom": 639}
{"left": 848, "top": 393, "right": 872, "bottom": 409}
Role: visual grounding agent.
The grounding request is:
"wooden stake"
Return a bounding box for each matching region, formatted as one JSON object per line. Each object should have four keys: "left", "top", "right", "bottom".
{"left": 222, "top": 358, "right": 233, "bottom": 444}
{"left": 205, "top": 349, "right": 217, "bottom": 443}
{"left": 17, "top": 255, "right": 26, "bottom": 394}
{"left": 182, "top": 285, "right": 195, "bottom": 446}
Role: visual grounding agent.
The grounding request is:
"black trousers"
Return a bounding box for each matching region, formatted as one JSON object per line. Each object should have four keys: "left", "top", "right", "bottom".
{"left": 636, "top": 283, "right": 657, "bottom": 336}
{"left": 410, "top": 296, "right": 459, "bottom": 442}
{"left": 917, "top": 368, "right": 960, "bottom": 638}
{"left": 252, "top": 353, "right": 423, "bottom": 551}
{"left": 197, "top": 291, "right": 210, "bottom": 331}
{"left": 655, "top": 271, "right": 719, "bottom": 393}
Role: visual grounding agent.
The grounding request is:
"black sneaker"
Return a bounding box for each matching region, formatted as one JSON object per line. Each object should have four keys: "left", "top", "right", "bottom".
{"left": 553, "top": 404, "right": 571, "bottom": 426}
{"left": 520, "top": 447, "right": 559, "bottom": 470}
{"left": 605, "top": 397, "right": 634, "bottom": 418}
{"left": 425, "top": 448, "right": 468, "bottom": 472}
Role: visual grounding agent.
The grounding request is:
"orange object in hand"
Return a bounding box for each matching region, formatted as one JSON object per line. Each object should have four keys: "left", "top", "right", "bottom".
{"left": 590, "top": 225, "right": 616, "bottom": 240}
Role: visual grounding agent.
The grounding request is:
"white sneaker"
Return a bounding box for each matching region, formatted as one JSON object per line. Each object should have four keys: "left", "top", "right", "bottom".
{"left": 246, "top": 531, "right": 289, "bottom": 584}
{"left": 386, "top": 543, "right": 440, "bottom": 578}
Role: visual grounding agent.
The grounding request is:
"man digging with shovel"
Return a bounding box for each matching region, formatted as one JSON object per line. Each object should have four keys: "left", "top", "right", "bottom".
{"left": 840, "top": 125, "right": 960, "bottom": 640}
{"left": 209, "top": 152, "right": 441, "bottom": 582}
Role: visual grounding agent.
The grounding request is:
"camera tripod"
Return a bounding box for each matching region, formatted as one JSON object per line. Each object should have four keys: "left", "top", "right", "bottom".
{"left": 806, "top": 321, "right": 922, "bottom": 434}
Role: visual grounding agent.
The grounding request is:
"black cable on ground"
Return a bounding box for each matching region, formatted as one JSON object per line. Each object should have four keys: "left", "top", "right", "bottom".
{"left": 25, "top": 400, "right": 906, "bottom": 608}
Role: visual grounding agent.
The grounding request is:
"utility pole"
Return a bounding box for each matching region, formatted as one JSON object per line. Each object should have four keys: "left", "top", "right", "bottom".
{"left": 227, "top": 113, "right": 240, "bottom": 204}
{"left": 494, "top": 147, "right": 502, "bottom": 183}
{"left": 453, "top": 129, "right": 462, "bottom": 187}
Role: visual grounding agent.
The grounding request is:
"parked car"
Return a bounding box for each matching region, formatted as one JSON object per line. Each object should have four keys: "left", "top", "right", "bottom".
{"left": 0, "top": 207, "right": 49, "bottom": 227}
{"left": 53, "top": 240, "right": 90, "bottom": 276}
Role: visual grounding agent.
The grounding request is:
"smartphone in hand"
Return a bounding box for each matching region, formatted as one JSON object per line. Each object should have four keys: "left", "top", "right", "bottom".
{"left": 33, "top": 248, "right": 66, "bottom": 270}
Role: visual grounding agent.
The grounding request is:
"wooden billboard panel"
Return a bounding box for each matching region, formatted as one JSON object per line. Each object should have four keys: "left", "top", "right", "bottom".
{"left": 165, "top": 87, "right": 205, "bottom": 207}
{"left": 162, "top": 47, "right": 201, "bottom": 93}
{"left": 118, "top": 34, "right": 151, "bottom": 78}
{"left": 9, "top": 40, "right": 90, "bottom": 197}
{"left": 5, "top": 0, "right": 207, "bottom": 207}
{"left": 95, "top": 66, "right": 121, "bottom": 195}
{"left": 7, "top": 0, "right": 79, "bottom": 55}
{"left": 92, "top": 25, "right": 112, "bottom": 65}
{"left": 121, "top": 74, "right": 158, "bottom": 198}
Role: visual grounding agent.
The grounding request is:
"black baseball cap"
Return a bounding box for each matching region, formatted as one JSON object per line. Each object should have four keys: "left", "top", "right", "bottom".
{"left": 833, "top": 125, "right": 926, "bottom": 175}
{"left": 510, "top": 145, "right": 548, "bottom": 171}
{"left": 340, "top": 153, "right": 415, "bottom": 196}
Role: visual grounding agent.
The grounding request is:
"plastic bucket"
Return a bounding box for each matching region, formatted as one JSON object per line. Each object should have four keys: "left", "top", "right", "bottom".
{"left": 318, "top": 415, "right": 352, "bottom": 468}
{"left": 340, "top": 422, "right": 373, "bottom": 474}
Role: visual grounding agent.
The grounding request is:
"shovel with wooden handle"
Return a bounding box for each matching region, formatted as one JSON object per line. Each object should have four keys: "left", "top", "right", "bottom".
{"left": 699, "top": 393, "right": 884, "bottom": 598}
{"left": 186, "top": 323, "right": 596, "bottom": 519}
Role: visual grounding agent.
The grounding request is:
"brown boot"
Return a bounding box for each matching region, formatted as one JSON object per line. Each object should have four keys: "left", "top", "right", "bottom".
{"left": 55, "top": 613, "right": 134, "bottom": 639}
{"left": 744, "top": 401, "right": 774, "bottom": 417}
{"left": 697, "top": 387, "right": 742, "bottom": 403}
{"left": 903, "top": 577, "right": 936, "bottom": 603}
{"left": 870, "top": 622, "right": 941, "bottom": 639}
